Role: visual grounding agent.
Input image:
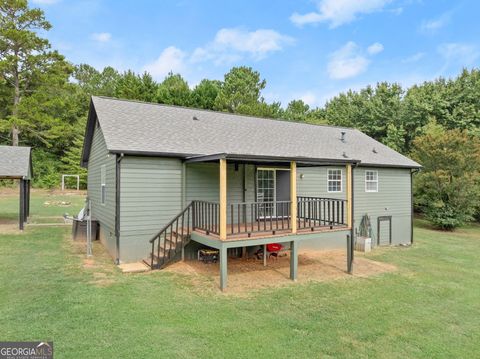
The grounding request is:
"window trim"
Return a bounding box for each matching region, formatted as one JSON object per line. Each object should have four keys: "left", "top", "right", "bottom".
{"left": 365, "top": 170, "right": 379, "bottom": 193}
{"left": 100, "top": 164, "right": 106, "bottom": 205}
{"left": 327, "top": 169, "right": 343, "bottom": 193}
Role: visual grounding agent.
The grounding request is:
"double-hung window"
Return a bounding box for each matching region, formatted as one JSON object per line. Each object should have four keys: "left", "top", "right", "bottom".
{"left": 101, "top": 165, "right": 106, "bottom": 204}
{"left": 365, "top": 170, "right": 378, "bottom": 192}
{"left": 327, "top": 169, "right": 342, "bottom": 193}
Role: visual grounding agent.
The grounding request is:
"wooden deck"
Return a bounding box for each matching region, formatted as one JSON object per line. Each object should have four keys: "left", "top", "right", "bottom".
{"left": 194, "top": 220, "right": 349, "bottom": 241}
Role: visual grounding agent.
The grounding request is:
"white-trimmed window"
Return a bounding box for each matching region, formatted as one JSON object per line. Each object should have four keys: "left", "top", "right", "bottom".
{"left": 101, "top": 165, "right": 106, "bottom": 204}
{"left": 327, "top": 169, "right": 342, "bottom": 193}
{"left": 365, "top": 170, "right": 378, "bottom": 192}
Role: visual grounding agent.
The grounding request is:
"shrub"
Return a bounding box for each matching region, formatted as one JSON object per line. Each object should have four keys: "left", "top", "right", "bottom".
{"left": 411, "top": 124, "right": 480, "bottom": 230}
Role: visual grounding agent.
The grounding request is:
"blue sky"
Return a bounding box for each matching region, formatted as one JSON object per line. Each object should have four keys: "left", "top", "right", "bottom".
{"left": 33, "top": 0, "right": 480, "bottom": 107}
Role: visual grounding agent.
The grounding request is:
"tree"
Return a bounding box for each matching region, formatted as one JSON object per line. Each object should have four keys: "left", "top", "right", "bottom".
{"left": 73, "top": 64, "right": 120, "bottom": 98}
{"left": 61, "top": 134, "right": 87, "bottom": 188}
{"left": 284, "top": 100, "right": 310, "bottom": 122}
{"left": 156, "top": 72, "right": 191, "bottom": 106}
{"left": 411, "top": 123, "right": 480, "bottom": 230}
{"left": 236, "top": 100, "right": 283, "bottom": 119}
{"left": 114, "top": 70, "right": 158, "bottom": 102}
{"left": 215, "top": 66, "right": 266, "bottom": 113}
{"left": 191, "top": 79, "right": 221, "bottom": 110}
{"left": 0, "top": 0, "right": 71, "bottom": 145}
{"left": 325, "top": 82, "right": 404, "bottom": 143}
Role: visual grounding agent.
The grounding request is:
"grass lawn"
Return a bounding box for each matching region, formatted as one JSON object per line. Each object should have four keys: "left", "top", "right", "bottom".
{"left": 0, "top": 188, "right": 85, "bottom": 224}
{"left": 1, "top": 192, "right": 479, "bottom": 358}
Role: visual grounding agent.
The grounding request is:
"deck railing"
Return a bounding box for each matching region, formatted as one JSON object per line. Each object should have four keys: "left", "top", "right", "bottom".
{"left": 228, "top": 201, "right": 291, "bottom": 236}
{"left": 297, "top": 196, "right": 346, "bottom": 230}
{"left": 192, "top": 200, "right": 220, "bottom": 235}
{"left": 148, "top": 202, "right": 192, "bottom": 269}
{"left": 191, "top": 197, "right": 347, "bottom": 238}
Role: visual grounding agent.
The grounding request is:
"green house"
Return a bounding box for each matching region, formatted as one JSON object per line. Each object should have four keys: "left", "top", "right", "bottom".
{"left": 81, "top": 96, "right": 420, "bottom": 290}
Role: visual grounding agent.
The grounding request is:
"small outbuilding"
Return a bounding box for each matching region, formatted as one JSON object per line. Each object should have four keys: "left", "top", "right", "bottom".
{"left": 0, "top": 145, "right": 33, "bottom": 230}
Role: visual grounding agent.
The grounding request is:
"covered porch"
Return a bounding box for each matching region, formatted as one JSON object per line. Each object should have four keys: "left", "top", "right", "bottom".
{"left": 149, "top": 153, "right": 357, "bottom": 290}
{"left": 188, "top": 154, "right": 356, "bottom": 290}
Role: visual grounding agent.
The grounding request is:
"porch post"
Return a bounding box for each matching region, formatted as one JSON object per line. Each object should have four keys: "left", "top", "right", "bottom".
{"left": 290, "top": 240, "right": 298, "bottom": 281}
{"left": 26, "top": 180, "right": 30, "bottom": 218}
{"left": 220, "top": 245, "right": 228, "bottom": 291}
{"left": 219, "top": 158, "right": 227, "bottom": 240}
{"left": 346, "top": 164, "right": 353, "bottom": 228}
{"left": 290, "top": 161, "right": 297, "bottom": 234}
{"left": 19, "top": 179, "right": 25, "bottom": 230}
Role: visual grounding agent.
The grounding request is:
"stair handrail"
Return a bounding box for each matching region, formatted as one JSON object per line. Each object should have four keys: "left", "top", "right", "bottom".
{"left": 149, "top": 202, "right": 193, "bottom": 243}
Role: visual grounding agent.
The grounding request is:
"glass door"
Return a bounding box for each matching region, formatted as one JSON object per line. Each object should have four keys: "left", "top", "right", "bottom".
{"left": 256, "top": 169, "right": 275, "bottom": 218}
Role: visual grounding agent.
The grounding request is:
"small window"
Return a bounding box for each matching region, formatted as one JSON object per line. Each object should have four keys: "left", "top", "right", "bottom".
{"left": 365, "top": 170, "right": 378, "bottom": 192}
{"left": 327, "top": 169, "right": 342, "bottom": 193}
{"left": 101, "top": 165, "right": 106, "bottom": 204}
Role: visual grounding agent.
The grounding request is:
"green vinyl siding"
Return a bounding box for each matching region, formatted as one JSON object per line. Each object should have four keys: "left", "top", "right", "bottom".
{"left": 87, "top": 124, "right": 116, "bottom": 257}
{"left": 354, "top": 167, "right": 411, "bottom": 246}
{"left": 119, "top": 156, "right": 182, "bottom": 263}
{"left": 297, "top": 166, "right": 346, "bottom": 200}
{"left": 297, "top": 166, "right": 412, "bottom": 250}
{"left": 185, "top": 163, "right": 256, "bottom": 224}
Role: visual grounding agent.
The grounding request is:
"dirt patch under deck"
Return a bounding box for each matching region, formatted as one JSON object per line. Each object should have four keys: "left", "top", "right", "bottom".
{"left": 164, "top": 249, "right": 397, "bottom": 294}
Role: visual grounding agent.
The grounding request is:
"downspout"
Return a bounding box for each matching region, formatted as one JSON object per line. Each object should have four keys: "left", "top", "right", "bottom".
{"left": 115, "top": 153, "right": 124, "bottom": 264}
{"left": 410, "top": 168, "right": 420, "bottom": 245}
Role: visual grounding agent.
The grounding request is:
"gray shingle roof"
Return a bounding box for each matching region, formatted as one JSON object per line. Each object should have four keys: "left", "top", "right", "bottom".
{"left": 0, "top": 145, "right": 32, "bottom": 178}
{"left": 84, "top": 96, "right": 420, "bottom": 168}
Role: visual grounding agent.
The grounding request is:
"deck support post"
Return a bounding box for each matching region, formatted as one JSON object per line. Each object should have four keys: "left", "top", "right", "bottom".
{"left": 290, "top": 240, "right": 298, "bottom": 281}
{"left": 263, "top": 244, "right": 267, "bottom": 267}
{"left": 290, "top": 161, "right": 297, "bottom": 234}
{"left": 220, "top": 245, "right": 228, "bottom": 291}
{"left": 347, "top": 234, "right": 353, "bottom": 274}
{"left": 219, "top": 158, "right": 227, "bottom": 240}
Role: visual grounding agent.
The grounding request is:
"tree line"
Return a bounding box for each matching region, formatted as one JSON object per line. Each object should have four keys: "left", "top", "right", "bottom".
{"left": 1, "top": 1, "right": 479, "bottom": 229}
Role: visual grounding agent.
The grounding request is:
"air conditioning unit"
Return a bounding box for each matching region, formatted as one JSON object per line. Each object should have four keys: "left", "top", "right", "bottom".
{"left": 355, "top": 236, "right": 372, "bottom": 252}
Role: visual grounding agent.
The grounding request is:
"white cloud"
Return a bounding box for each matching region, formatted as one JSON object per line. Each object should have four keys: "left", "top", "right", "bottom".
{"left": 31, "top": 0, "right": 60, "bottom": 4}
{"left": 299, "top": 92, "right": 317, "bottom": 107}
{"left": 420, "top": 13, "right": 450, "bottom": 33}
{"left": 191, "top": 28, "right": 294, "bottom": 65}
{"left": 367, "top": 42, "right": 384, "bottom": 55}
{"left": 437, "top": 43, "right": 479, "bottom": 71}
{"left": 143, "top": 46, "right": 187, "bottom": 79}
{"left": 91, "top": 32, "right": 112, "bottom": 43}
{"left": 402, "top": 52, "right": 425, "bottom": 63}
{"left": 290, "top": 0, "right": 392, "bottom": 28}
{"left": 327, "top": 41, "right": 385, "bottom": 80}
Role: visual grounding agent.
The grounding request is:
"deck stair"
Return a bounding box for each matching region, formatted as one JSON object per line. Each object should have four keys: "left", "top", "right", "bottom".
{"left": 143, "top": 203, "right": 193, "bottom": 270}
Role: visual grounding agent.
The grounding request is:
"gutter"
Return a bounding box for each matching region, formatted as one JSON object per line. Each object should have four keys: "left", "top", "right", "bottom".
{"left": 115, "top": 153, "right": 124, "bottom": 264}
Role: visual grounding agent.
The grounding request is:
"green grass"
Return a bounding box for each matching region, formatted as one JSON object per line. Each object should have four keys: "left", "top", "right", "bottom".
{"left": 1, "top": 192, "right": 479, "bottom": 358}
{"left": 0, "top": 189, "right": 85, "bottom": 223}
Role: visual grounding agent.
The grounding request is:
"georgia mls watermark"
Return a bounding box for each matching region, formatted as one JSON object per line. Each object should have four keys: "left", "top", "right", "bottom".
{"left": 0, "top": 342, "right": 53, "bottom": 359}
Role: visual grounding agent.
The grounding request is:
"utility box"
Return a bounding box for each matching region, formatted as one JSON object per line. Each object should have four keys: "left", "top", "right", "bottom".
{"left": 355, "top": 236, "right": 372, "bottom": 252}
{"left": 72, "top": 219, "right": 99, "bottom": 241}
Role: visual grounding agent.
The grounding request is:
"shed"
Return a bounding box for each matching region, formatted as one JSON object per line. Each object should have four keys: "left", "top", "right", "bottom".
{"left": 0, "top": 145, "right": 33, "bottom": 229}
